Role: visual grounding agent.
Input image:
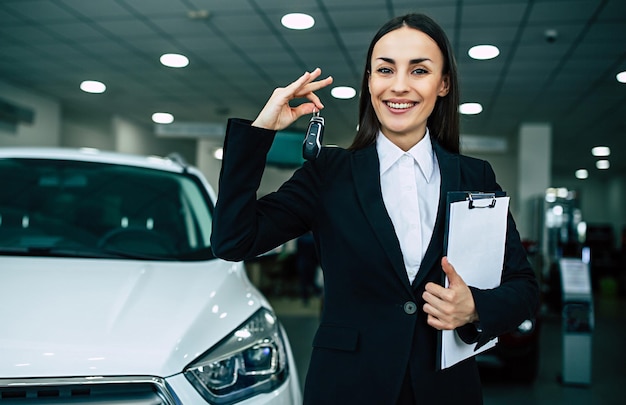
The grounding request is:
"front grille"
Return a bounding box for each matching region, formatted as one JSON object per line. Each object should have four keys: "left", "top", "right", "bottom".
{"left": 0, "top": 376, "right": 178, "bottom": 404}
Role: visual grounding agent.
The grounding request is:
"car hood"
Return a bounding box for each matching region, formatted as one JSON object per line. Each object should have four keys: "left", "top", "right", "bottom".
{"left": 0, "top": 257, "right": 268, "bottom": 379}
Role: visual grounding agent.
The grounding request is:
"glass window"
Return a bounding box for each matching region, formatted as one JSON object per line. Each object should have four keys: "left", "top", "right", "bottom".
{"left": 0, "top": 158, "right": 215, "bottom": 261}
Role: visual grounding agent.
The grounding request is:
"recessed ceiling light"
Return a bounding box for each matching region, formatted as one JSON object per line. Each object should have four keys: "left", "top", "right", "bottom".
{"left": 281, "top": 13, "right": 315, "bottom": 30}
{"left": 617, "top": 71, "right": 626, "bottom": 83}
{"left": 331, "top": 86, "right": 356, "bottom": 99}
{"left": 152, "top": 112, "right": 174, "bottom": 124}
{"left": 459, "top": 102, "right": 483, "bottom": 115}
{"left": 80, "top": 80, "right": 106, "bottom": 94}
{"left": 468, "top": 45, "right": 500, "bottom": 60}
{"left": 591, "top": 146, "right": 610, "bottom": 156}
{"left": 575, "top": 169, "right": 588, "bottom": 179}
{"left": 160, "top": 53, "right": 189, "bottom": 68}
{"left": 596, "top": 160, "right": 610, "bottom": 170}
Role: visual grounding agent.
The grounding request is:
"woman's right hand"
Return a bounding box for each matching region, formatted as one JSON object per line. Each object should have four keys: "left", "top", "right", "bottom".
{"left": 252, "top": 68, "right": 333, "bottom": 131}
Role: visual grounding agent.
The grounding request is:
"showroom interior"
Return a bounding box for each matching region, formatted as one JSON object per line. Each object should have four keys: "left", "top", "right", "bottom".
{"left": 1, "top": 0, "right": 625, "bottom": 404}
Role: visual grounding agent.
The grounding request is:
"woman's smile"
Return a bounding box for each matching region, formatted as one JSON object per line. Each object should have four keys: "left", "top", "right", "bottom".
{"left": 385, "top": 100, "right": 418, "bottom": 111}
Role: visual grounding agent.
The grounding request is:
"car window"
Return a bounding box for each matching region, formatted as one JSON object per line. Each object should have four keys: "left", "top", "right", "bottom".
{"left": 0, "top": 158, "right": 215, "bottom": 260}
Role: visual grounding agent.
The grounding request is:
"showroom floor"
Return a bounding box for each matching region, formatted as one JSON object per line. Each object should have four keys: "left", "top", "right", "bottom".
{"left": 271, "top": 293, "right": 626, "bottom": 404}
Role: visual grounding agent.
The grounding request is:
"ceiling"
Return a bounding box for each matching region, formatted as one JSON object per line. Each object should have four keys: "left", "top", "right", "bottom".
{"left": 0, "top": 0, "right": 624, "bottom": 180}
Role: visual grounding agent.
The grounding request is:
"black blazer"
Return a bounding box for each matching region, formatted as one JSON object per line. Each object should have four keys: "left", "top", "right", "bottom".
{"left": 212, "top": 119, "right": 539, "bottom": 405}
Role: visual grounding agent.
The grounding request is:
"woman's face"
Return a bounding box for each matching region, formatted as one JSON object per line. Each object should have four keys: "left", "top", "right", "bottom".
{"left": 368, "top": 26, "right": 449, "bottom": 150}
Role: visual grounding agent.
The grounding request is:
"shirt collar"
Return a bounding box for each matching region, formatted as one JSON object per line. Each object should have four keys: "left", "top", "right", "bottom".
{"left": 376, "top": 128, "right": 436, "bottom": 183}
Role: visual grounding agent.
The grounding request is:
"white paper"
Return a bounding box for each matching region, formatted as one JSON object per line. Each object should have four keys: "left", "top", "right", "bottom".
{"left": 441, "top": 195, "right": 510, "bottom": 370}
{"left": 559, "top": 258, "right": 591, "bottom": 297}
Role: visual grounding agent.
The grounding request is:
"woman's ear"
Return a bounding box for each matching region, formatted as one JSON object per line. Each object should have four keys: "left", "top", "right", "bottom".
{"left": 438, "top": 74, "right": 450, "bottom": 97}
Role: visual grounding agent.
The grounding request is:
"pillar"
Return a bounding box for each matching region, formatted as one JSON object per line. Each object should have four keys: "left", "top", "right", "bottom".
{"left": 517, "top": 123, "right": 552, "bottom": 241}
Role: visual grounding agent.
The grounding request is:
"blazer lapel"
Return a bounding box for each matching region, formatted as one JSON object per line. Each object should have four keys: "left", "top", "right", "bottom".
{"left": 412, "top": 142, "right": 460, "bottom": 289}
{"left": 351, "top": 144, "right": 413, "bottom": 291}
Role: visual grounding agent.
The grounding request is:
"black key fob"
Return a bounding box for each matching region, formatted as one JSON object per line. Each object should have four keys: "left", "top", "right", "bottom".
{"left": 303, "top": 111, "right": 324, "bottom": 161}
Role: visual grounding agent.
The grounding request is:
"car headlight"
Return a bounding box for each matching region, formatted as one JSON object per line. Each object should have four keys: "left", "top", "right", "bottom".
{"left": 184, "top": 308, "right": 289, "bottom": 404}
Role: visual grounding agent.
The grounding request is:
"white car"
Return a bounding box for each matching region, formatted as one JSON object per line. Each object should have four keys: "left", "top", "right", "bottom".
{"left": 0, "top": 147, "right": 301, "bottom": 404}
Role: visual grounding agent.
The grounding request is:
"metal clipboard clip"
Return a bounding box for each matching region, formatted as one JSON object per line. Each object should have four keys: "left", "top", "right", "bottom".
{"left": 467, "top": 192, "right": 497, "bottom": 209}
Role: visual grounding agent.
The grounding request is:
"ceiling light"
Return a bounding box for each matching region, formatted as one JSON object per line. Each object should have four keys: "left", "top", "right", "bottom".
{"left": 617, "top": 71, "right": 626, "bottom": 83}
{"left": 591, "top": 146, "right": 610, "bottom": 156}
{"left": 80, "top": 80, "right": 106, "bottom": 94}
{"left": 459, "top": 103, "right": 483, "bottom": 115}
{"left": 575, "top": 169, "right": 588, "bottom": 179}
{"left": 152, "top": 112, "right": 174, "bottom": 124}
{"left": 331, "top": 86, "right": 356, "bottom": 99}
{"left": 281, "top": 13, "right": 315, "bottom": 30}
{"left": 160, "top": 53, "right": 189, "bottom": 68}
{"left": 596, "top": 160, "right": 610, "bottom": 170}
{"left": 468, "top": 45, "right": 500, "bottom": 60}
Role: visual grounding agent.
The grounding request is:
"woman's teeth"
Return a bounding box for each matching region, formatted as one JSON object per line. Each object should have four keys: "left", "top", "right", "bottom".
{"left": 386, "top": 101, "right": 415, "bottom": 109}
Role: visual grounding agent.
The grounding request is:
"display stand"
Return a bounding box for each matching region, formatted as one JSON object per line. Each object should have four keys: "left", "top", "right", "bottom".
{"left": 559, "top": 257, "right": 594, "bottom": 386}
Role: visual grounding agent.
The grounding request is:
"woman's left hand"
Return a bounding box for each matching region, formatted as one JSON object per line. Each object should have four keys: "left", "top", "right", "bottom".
{"left": 422, "top": 257, "right": 479, "bottom": 330}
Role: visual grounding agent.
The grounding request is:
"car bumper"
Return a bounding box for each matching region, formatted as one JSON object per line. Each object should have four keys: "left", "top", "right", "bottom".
{"left": 0, "top": 373, "right": 300, "bottom": 405}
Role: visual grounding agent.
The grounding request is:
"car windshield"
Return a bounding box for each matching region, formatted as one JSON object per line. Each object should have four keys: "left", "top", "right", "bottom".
{"left": 0, "top": 157, "right": 215, "bottom": 261}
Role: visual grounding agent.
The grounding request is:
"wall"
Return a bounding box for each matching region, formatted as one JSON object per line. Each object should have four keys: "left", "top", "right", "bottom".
{"left": 113, "top": 116, "right": 197, "bottom": 164}
{"left": 466, "top": 150, "right": 520, "bottom": 216}
{"left": 196, "top": 139, "right": 225, "bottom": 192}
{"left": 0, "top": 80, "right": 60, "bottom": 147}
{"left": 196, "top": 137, "right": 298, "bottom": 196}
{"left": 61, "top": 107, "right": 115, "bottom": 150}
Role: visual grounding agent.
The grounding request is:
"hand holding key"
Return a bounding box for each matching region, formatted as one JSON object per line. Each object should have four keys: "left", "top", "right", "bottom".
{"left": 251, "top": 68, "right": 333, "bottom": 132}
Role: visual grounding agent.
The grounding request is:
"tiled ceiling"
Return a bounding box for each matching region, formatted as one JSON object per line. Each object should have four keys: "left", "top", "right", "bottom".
{"left": 0, "top": 0, "right": 624, "bottom": 179}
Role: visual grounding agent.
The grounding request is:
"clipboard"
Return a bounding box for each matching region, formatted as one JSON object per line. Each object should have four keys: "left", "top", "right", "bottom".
{"left": 437, "top": 191, "right": 510, "bottom": 371}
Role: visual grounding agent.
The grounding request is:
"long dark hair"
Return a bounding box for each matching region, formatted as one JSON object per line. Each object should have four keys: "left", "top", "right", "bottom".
{"left": 349, "top": 13, "right": 460, "bottom": 153}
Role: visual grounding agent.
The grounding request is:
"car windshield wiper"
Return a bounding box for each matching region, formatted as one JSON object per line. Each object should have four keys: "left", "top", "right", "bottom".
{"left": 0, "top": 246, "right": 175, "bottom": 261}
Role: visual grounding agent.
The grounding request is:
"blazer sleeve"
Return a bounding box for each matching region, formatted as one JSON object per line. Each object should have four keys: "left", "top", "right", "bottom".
{"left": 210, "top": 118, "right": 321, "bottom": 261}
{"left": 460, "top": 160, "right": 540, "bottom": 350}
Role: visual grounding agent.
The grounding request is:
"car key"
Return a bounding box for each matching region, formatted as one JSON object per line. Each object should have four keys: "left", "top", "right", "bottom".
{"left": 302, "top": 110, "right": 325, "bottom": 161}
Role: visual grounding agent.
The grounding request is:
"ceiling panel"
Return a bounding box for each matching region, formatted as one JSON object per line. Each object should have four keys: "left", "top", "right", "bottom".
{"left": 2, "top": 0, "right": 76, "bottom": 21}
{"left": 146, "top": 16, "right": 216, "bottom": 37}
{"left": 462, "top": 3, "right": 529, "bottom": 25}
{"left": 95, "top": 19, "right": 160, "bottom": 38}
{"left": 42, "top": 21, "right": 112, "bottom": 41}
{"left": 529, "top": 0, "right": 603, "bottom": 23}
{"left": 120, "top": 0, "right": 191, "bottom": 15}
{"left": 57, "top": 0, "right": 133, "bottom": 18}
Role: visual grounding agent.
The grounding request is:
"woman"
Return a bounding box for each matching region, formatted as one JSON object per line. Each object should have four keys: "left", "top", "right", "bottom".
{"left": 211, "top": 13, "right": 539, "bottom": 405}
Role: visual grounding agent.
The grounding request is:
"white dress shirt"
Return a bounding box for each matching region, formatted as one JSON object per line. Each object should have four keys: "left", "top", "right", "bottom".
{"left": 377, "top": 129, "right": 441, "bottom": 284}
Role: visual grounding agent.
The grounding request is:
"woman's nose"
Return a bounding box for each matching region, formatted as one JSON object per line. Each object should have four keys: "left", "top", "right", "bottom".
{"left": 390, "top": 73, "right": 410, "bottom": 93}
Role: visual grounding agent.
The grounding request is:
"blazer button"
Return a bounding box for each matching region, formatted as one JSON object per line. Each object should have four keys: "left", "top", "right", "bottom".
{"left": 403, "top": 301, "right": 417, "bottom": 315}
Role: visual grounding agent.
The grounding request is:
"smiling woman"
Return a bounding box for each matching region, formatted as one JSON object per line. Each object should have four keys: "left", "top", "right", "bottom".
{"left": 211, "top": 12, "right": 539, "bottom": 405}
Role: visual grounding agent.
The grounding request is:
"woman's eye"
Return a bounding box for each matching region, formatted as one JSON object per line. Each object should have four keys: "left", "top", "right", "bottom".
{"left": 412, "top": 68, "right": 428, "bottom": 75}
{"left": 377, "top": 67, "right": 392, "bottom": 74}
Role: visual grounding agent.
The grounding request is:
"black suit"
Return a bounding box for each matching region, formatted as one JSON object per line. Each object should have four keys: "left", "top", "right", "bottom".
{"left": 212, "top": 119, "right": 539, "bottom": 405}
